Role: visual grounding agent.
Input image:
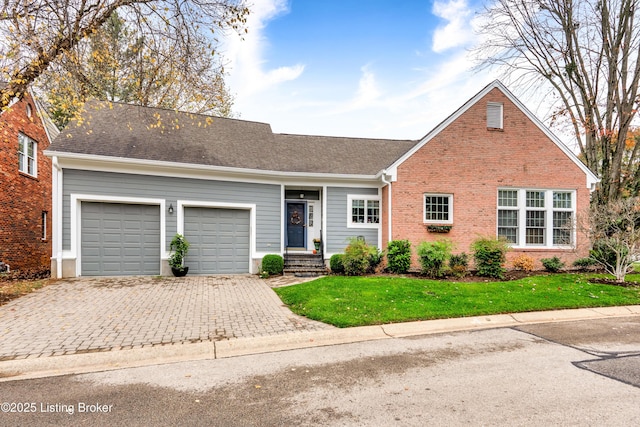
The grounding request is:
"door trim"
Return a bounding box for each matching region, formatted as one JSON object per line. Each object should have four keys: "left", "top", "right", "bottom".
{"left": 176, "top": 200, "right": 256, "bottom": 271}
{"left": 71, "top": 194, "right": 166, "bottom": 277}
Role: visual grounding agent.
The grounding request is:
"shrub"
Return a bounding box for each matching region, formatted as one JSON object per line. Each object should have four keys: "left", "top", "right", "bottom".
{"left": 472, "top": 237, "right": 509, "bottom": 279}
{"left": 261, "top": 254, "right": 284, "bottom": 275}
{"left": 168, "top": 233, "right": 190, "bottom": 269}
{"left": 541, "top": 256, "right": 565, "bottom": 273}
{"left": 329, "top": 254, "right": 345, "bottom": 274}
{"left": 417, "top": 239, "right": 452, "bottom": 278}
{"left": 368, "top": 247, "right": 384, "bottom": 271}
{"left": 449, "top": 253, "right": 469, "bottom": 278}
{"left": 512, "top": 254, "right": 535, "bottom": 272}
{"left": 573, "top": 257, "right": 598, "bottom": 269}
{"left": 343, "top": 238, "right": 379, "bottom": 276}
{"left": 386, "top": 240, "right": 412, "bottom": 274}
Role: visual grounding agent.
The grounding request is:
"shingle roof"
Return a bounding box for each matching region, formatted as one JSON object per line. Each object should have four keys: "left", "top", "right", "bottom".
{"left": 47, "top": 101, "right": 418, "bottom": 176}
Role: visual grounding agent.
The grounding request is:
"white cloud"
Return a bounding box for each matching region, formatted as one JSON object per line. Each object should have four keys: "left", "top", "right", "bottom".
{"left": 431, "top": 0, "right": 474, "bottom": 53}
{"left": 222, "top": 0, "right": 305, "bottom": 99}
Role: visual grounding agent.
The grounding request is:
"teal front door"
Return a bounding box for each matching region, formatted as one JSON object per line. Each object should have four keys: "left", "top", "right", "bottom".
{"left": 286, "top": 202, "right": 305, "bottom": 248}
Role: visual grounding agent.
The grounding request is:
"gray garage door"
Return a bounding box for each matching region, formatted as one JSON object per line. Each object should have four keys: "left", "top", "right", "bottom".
{"left": 81, "top": 202, "right": 161, "bottom": 276}
{"left": 184, "top": 207, "right": 250, "bottom": 274}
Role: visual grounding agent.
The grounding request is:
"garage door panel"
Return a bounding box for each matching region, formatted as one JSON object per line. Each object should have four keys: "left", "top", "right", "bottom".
{"left": 81, "top": 202, "right": 160, "bottom": 276}
{"left": 184, "top": 207, "right": 250, "bottom": 274}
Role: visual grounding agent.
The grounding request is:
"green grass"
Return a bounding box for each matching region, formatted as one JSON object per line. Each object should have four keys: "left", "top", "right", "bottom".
{"left": 274, "top": 274, "right": 640, "bottom": 328}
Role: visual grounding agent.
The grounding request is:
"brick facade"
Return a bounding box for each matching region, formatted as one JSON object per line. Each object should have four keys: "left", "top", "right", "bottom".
{"left": 385, "top": 88, "right": 593, "bottom": 270}
{"left": 0, "top": 94, "right": 52, "bottom": 271}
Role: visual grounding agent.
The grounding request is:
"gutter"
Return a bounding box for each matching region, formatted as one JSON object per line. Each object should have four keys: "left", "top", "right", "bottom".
{"left": 380, "top": 170, "right": 392, "bottom": 244}
{"left": 52, "top": 156, "right": 63, "bottom": 278}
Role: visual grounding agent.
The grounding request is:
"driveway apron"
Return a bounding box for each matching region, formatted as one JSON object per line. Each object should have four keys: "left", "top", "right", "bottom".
{"left": 0, "top": 275, "right": 333, "bottom": 360}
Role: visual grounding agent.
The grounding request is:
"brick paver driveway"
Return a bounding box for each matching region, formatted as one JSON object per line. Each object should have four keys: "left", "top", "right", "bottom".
{"left": 0, "top": 275, "right": 333, "bottom": 360}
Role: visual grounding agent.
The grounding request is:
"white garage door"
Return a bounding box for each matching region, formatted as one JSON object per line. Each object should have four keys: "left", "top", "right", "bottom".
{"left": 81, "top": 202, "right": 161, "bottom": 276}
{"left": 184, "top": 207, "right": 250, "bottom": 274}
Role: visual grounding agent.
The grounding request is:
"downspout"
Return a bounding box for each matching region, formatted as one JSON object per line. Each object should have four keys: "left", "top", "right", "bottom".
{"left": 381, "top": 170, "right": 392, "bottom": 244}
{"left": 52, "top": 156, "right": 63, "bottom": 278}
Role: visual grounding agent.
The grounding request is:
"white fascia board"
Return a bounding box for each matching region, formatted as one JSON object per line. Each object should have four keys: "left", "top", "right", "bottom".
{"left": 387, "top": 80, "right": 600, "bottom": 190}
{"left": 43, "top": 150, "right": 380, "bottom": 186}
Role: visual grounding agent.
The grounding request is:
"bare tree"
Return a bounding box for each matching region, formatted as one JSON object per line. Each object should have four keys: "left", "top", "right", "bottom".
{"left": 474, "top": 0, "right": 640, "bottom": 203}
{"left": 584, "top": 197, "right": 640, "bottom": 282}
{"left": 0, "top": 0, "right": 247, "bottom": 112}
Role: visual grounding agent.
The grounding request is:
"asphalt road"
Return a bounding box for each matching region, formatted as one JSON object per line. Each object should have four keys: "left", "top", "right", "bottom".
{"left": 1, "top": 316, "right": 639, "bottom": 426}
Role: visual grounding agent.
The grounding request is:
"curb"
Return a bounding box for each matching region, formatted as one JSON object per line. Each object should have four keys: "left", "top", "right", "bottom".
{"left": 1, "top": 305, "right": 639, "bottom": 382}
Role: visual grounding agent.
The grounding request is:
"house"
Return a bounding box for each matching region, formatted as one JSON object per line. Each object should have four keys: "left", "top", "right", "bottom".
{"left": 0, "top": 89, "right": 59, "bottom": 272}
{"left": 44, "top": 81, "right": 598, "bottom": 278}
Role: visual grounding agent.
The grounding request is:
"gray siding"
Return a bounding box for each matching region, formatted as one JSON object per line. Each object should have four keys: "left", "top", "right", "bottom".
{"left": 326, "top": 186, "right": 380, "bottom": 253}
{"left": 62, "top": 170, "right": 281, "bottom": 252}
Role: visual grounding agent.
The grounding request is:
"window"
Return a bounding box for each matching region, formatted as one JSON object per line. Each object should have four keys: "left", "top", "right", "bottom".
{"left": 487, "top": 102, "right": 503, "bottom": 129}
{"left": 424, "top": 194, "right": 453, "bottom": 224}
{"left": 41, "top": 211, "right": 48, "bottom": 241}
{"left": 18, "top": 133, "right": 37, "bottom": 176}
{"left": 498, "top": 189, "right": 574, "bottom": 247}
{"left": 553, "top": 192, "right": 573, "bottom": 245}
{"left": 348, "top": 195, "right": 380, "bottom": 227}
{"left": 526, "top": 191, "right": 546, "bottom": 244}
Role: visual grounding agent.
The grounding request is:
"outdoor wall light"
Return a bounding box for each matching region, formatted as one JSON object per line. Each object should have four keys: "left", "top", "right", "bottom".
{"left": 168, "top": 203, "right": 174, "bottom": 214}
{"left": 299, "top": 193, "right": 304, "bottom": 199}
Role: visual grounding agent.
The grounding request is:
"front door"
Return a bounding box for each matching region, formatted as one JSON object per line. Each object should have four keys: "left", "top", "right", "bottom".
{"left": 286, "top": 202, "right": 305, "bottom": 248}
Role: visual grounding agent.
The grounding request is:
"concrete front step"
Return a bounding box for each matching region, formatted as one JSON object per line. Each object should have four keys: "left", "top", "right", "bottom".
{"left": 284, "top": 254, "right": 327, "bottom": 276}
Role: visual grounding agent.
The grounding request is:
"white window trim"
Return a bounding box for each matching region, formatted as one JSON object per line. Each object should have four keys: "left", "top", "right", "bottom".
{"left": 347, "top": 194, "right": 381, "bottom": 229}
{"left": 18, "top": 133, "right": 37, "bottom": 177}
{"left": 497, "top": 188, "right": 576, "bottom": 249}
{"left": 423, "top": 193, "right": 454, "bottom": 225}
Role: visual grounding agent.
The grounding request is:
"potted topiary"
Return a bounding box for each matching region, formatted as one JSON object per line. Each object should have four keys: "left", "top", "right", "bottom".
{"left": 169, "top": 233, "right": 190, "bottom": 277}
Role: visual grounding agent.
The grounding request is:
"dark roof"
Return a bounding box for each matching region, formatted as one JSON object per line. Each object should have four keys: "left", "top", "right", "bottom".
{"left": 47, "top": 101, "right": 418, "bottom": 175}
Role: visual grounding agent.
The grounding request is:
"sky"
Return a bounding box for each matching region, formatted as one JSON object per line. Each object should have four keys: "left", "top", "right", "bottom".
{"left": 220, "top": 0, "right": 502, "bottom": 140}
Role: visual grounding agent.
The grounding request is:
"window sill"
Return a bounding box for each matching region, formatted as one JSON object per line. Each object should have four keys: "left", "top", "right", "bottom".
{"left": 348, "top": 222, "right": 381, "bottom": 229}
{"left": 509, "top": 246, "right": 574, "bottom": 251}
{"left": 19, "top": 171, "right": 38, "bottom": 180}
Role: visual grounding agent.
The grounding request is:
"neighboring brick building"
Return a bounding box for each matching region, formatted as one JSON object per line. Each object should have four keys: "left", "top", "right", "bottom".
{"left": 0, "top": 90, "right": 58, "bottom": 272}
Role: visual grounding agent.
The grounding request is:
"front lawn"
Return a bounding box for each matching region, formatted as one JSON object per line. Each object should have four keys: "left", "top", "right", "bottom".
{"left": 274, "top": 274, "right": 640, "bottom": 327}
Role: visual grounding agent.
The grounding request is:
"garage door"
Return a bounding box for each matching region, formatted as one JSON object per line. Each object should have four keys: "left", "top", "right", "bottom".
{"left": 81, "top": 202, "right": 161, "bottom": 276}
{"left": 184, "top": 207, "right": 250, "bottom": 274}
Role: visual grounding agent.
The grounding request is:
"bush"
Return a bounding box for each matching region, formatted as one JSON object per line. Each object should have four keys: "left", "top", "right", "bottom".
{"left": 449, "top": 253, "right": 469, "bottom": 278}
{"left": 417, "top": 239, "right": 453, "bottom": 278}
{"left": 329, "top": 254, "right": 345, "bottom": 274}
{"left": 512, "top": 254, "right": 535, "bottom": 272}
{"left": 541, "top": 256, "right": 565, "bottom": 273}
{"left": 368, "top": 247, "right": 384, "bottom": 271}
{"left": 573, "top": 257, "right": 598, "bottom": 269}
{"left": 261, "top": 254, "right": 284, "bottom": 275}
{"left": 472, "top": 237, "right": 509, "bottom": 279}
{"left": 386, "top": 240, "right": 412, "bottom": 274}
{"left": 343, "top": 238, "right": 379, "bottom": 276}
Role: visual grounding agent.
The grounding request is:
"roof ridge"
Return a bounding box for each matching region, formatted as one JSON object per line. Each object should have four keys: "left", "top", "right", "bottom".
{"left": 275, "top": 132, "right": 417, "bottom": 143}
